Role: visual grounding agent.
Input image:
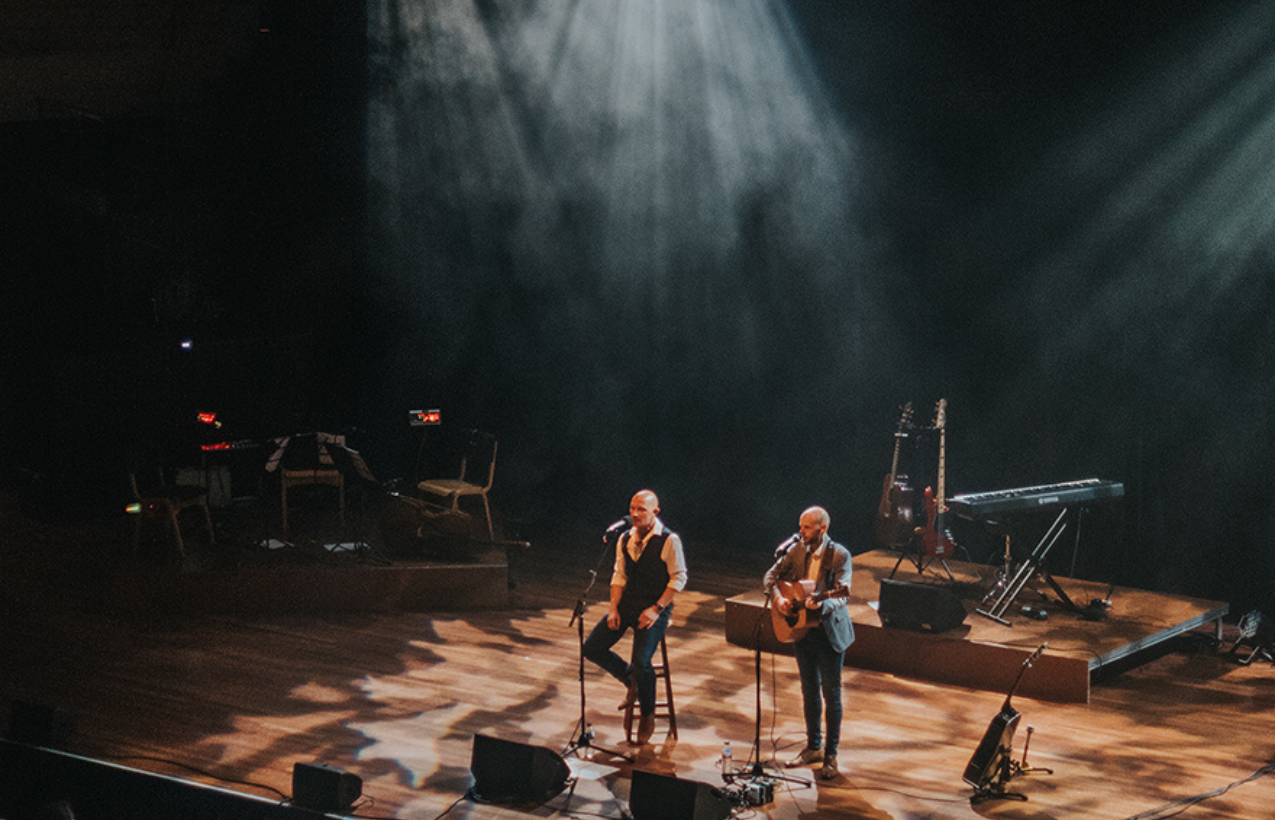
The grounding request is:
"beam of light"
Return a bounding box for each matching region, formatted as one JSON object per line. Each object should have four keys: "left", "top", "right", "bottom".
{"left": 364, "top": 0, "right": 890, "bottom": 526}
{"left": 935, "top": 4, "right": 1275, "bottom": 595}
{"left": 985, "top": 5, "right": 1275, "bottom": 420}
{"left": 365, "top": 0, "right": 868, "bottom": 312}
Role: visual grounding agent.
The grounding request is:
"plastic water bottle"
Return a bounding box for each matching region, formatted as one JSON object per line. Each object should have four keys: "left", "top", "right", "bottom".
{"left": 721, "top": 741, "right": 732, "bottom": 773}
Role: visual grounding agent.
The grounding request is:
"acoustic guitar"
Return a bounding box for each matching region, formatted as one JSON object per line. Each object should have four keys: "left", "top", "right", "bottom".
{"left": 963, "top": 643, "right": 1047, "bottom": 793}
{"left": 770, "top": 579, "right": 851, "bottom": 643}
{"left": 874, "top": 402, "right": 915, "bottom": 548}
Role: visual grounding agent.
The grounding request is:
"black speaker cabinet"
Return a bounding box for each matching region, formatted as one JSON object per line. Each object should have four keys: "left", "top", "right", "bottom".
{"left": 291, "top": 762, "right": 362, "bottom": 813}
{"left": 629, "top": 769, "right": 732, "bottom": 820}
{"left": 469, "top": 734, "right": 569, "bottom": 804}
{"left": 878, "top": 578, "right": 967, "bottom": 633}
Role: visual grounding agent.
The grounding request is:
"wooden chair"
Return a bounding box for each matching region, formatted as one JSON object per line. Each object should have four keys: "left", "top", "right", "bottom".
{"left": 416, "top": 430, "right": 497, "bottom": 540}
{"left": 623, "top": 634, "right": 678, "bottom": 743}
{"left": 128, "top": 468, "right": 215, "bottom": 558}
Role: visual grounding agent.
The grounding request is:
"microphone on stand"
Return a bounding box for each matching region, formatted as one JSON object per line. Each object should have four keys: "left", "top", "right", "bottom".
{"left": 766, "top": 535, "right": 801, "bottom": 596}
{"left": 602, "top": 515, "right": 632, "bottom": 542}
{"left": 773, "top": 533, "right": 801, "bottom": 557}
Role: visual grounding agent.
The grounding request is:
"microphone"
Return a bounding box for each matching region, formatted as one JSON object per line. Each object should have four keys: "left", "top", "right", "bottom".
{"left": 603, "top": 516, "right": 632, "bottom": 540}
{"left": 774, "top": 533, "right": 800, "bottom": 557}
{"left": 1020, "top": 605, "right": 1048, "bottom": 621}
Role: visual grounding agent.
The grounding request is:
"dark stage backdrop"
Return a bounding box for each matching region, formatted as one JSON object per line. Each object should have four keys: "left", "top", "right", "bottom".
{"left": 3, "top": 2, "right": 1273, "bottom": 616}
{"left": 357, "top": 0, "right": 1275, "bottom": 614}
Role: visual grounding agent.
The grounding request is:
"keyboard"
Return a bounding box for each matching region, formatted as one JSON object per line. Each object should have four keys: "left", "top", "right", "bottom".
{"left": 947, "top": 478, "right": 1124, "bottom": 519}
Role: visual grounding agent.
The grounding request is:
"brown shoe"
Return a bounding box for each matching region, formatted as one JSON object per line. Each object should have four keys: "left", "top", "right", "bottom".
{"left": 784, "top": 747, "right": 823, "bottom": 768}
{"left": 634, "top": 714, "right": 656, "bottom": 745}
{"left": 618, "top": 680, "right": 639, "bottom": 710}
{"left": 819, "top": 755, "right": 839, "bottom": 780}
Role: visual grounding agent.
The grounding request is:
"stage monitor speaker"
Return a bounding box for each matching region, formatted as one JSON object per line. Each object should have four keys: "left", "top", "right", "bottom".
{"left": 7, "top": 702, "right": 74, "bottom": 749}
{"left": 629, "top": 769, "right": 732, "bottom": 820}
{"left": 291, "top": 762, "right": 361, "bottom": 813}
{"left": 469, "top": 734, "right": 569, "bottom": 804}
{"left": 878, "top": 578, "right": 967, "bottom": 633}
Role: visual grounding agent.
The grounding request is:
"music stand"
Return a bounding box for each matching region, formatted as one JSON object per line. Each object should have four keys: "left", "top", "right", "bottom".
{"left": 562, "top": 527, "right": 632, "bottom": 764}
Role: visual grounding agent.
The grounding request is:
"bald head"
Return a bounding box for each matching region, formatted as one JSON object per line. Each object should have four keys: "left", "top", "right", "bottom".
{"left": 633, "top": 489, "right": 659, "bottom": 509}
{"left": 799, "top": 506, "right": 830, "bottom": 545}
{"left": 630, "top": 489, "right": 660, "bottom": 535}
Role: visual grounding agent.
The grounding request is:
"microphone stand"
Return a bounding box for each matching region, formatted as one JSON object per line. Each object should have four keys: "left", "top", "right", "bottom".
{"left": 728, "top": 554, "right": 809, "bottom": 792}
{"left": 563, "top": 528, "right": 633, "bottom": 763}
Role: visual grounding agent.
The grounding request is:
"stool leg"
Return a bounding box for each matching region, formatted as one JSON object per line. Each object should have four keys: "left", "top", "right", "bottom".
{"left": 338, "top": 478, "right": 345, "bottom": 529}
{"left": 200, "top": 500, "right": 215, "bottom": 544}
{"left": 660, "top": 636, "right": 677, "bottom": 739}
{"left": 625, "top": 637, "right": 676, "bottom": 744}
{"left": 281, "top": 478, "right": 289, "bottom": 534}
{"left": 168, "top": 505, "right": 186, "bottom": 558}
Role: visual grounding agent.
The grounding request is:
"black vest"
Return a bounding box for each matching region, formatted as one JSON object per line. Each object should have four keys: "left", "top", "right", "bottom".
{"left": 620, "top": 530, "right": 671, "bottom": 619}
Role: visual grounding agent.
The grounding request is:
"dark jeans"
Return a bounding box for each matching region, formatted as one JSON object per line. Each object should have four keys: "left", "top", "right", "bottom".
{"left": 793, "top": 626, "right": 845, "bottom": 757}
{"left": 583, "top": 606, "right": 671, "bottom": 716}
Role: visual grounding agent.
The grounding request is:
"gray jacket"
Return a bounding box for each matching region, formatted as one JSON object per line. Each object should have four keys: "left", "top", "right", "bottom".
{"left": 764, "top": 538, "right": 855, "bottom": 654}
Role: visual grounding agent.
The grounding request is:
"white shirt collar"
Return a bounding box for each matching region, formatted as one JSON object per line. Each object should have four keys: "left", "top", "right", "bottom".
{"left": 628, "top": 518, "right": 665, "bottom": 554}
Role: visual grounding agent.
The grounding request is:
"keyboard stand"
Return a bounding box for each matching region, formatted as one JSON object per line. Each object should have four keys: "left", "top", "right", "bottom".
{"left": 977, "top": 508, "right": 1073, "bottom": 625}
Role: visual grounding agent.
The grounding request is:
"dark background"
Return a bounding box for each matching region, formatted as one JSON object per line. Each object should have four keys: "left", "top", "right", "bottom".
{"left": 2, "top": 1, "right": 1272, "bottom": 616}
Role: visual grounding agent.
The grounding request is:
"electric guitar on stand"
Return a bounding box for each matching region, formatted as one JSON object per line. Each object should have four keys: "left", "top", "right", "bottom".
{"left": 874, "top": 402, "right": 915, "bottom": 549}
{"left": 921, "top": 399, "right": 956, "bottom": 561}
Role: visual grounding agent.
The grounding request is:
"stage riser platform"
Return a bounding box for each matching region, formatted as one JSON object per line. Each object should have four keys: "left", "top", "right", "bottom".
{"left": 725, "top": 591, "right": 1089, "bottom": 702}
{"left": 725, "top": 549, "right": 1228, "bottom": 704}
{"left": 102, "top": 562, "right": 509, "bottom": 616}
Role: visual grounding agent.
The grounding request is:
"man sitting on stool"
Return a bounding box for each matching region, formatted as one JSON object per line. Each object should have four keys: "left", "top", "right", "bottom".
{"left": 583, "top": 489, "right": 687, "bottom": 745}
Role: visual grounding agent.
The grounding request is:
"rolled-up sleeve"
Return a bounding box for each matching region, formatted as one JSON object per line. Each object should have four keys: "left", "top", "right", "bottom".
{"left": 611, "top": 536, "right": 629, "bottom": 587}
{"left": 663, "top": 533, "right": 688, "bottom": 592}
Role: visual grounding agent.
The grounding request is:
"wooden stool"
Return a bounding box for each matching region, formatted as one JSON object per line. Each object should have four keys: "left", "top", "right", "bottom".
{"left": 623, "top": 635, "right": 678, "bottom": 743}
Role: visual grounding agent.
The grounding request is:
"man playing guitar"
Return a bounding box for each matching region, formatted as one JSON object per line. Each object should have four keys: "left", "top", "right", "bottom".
{"left": 764, "top": 506, "right": 855, "bottom": 780}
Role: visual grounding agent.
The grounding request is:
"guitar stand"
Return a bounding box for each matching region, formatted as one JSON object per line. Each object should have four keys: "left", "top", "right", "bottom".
{"left": 1231, "top": 611, "right": 1275, "bottom": 665}
{"left": 970, "top": 725, "right": 1052, "bottom": 805}
{"left": 888, "top": 529, "right": 956, "bottom": 584}
{"left": 1236, "top": 644, "right": 1275, "bottom": 665}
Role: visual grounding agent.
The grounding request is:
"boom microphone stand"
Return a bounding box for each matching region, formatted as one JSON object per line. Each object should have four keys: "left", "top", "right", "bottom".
{"left": 563, "top": 519, "right": 632, "bottom": 763}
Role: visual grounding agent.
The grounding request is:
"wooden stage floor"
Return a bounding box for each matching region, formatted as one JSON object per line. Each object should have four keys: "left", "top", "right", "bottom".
{"left": 2, "top": 501, "right": 1274, "bottom": 820}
